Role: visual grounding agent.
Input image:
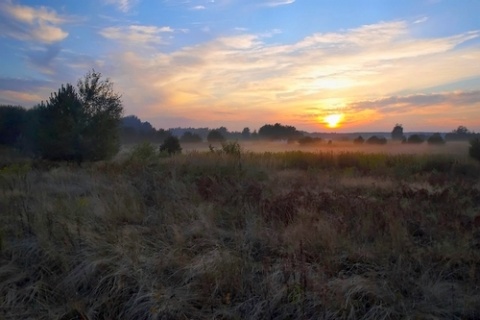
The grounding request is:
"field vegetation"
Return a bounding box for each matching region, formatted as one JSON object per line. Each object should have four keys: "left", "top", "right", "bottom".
{"left": 1, "top": 141, "right": 480, "bottom": 319}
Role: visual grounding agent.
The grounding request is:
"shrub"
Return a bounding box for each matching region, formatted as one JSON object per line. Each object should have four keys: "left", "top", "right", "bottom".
{"left": 427, "top": 133, "right": 446, "bottom": 145}
{"left": 207, "top": 129, "right": 225, "bottom": 143}
{"left": 130, "top": 142, "right": 157, "bottom": 162}
{"left": 407, "top": 134, "right": 425, "bottom": 144}
{"left": 470, "top": 137, "right": 480, "bottom": 162}
{"left": 159, "top": 136, "right": 182, "bottom": 155}
{"left": 353, "top": 136, "right": 364, "bottom": 144}
{"left": 366, "top": 136, "right": 387, "bottom": 145}
{"left": 221, "top": 141, "right": 242, "bottom": 157}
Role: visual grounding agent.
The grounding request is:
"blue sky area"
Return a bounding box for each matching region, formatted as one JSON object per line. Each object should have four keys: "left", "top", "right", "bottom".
{"left": 1, "top": 0, "right": 479, "bottom": 132}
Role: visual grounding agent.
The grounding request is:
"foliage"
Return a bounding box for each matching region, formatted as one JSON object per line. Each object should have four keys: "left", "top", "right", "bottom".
{"left": 469, "top": 137, "right": 480, "bottom": 162}
{"left": 207, "top": 129, "right": 226, "bottom": 142}
{"left": 407, "top": 134, "right": 425, "bottom": 144}
{"left": 159, "top": 135, "right": 182, "bottom": 155}
{"left": 445, "top": 125, "right": 476, "bottom": 141}
{"left": 0, "top": 105, "right": 26, "bottom": 147}
{"left": 30, "top": 70, "right": 123, "bottom": 162}
{"left": 427, "top": 133, "right": 446, "bottom": 145}
{"left": 391, "top": 124, "right": 404, "bottom": 141}
{"left": 297, "top": 136, "right": 322, "bottom": 145}
{"left": 130, "top": 142, "right": 157, "bottom": 163}
{"left": 366, "top": 135, "right": 387, "bottom": 145}
{"left": 180, "top": 131, "right": 202, "bottom": 143}
{"left": 353, "top": 135, "right": 364, "bottom": 144}
{"left": 221, "top": 141, "right": 242, "bottom": 157}
{"left": 241, "top": 127, "right": 251, "bottom": 140}
{"left": 258, "top": 123, "right": 302, "bottom": 140}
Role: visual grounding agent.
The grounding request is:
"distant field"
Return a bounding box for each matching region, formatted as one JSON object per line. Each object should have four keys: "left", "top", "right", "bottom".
{"left": 156, "top": 140, "right": 470, "bottom": 157}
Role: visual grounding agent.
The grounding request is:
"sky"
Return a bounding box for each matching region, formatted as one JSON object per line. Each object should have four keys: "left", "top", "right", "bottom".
{"left": 0, "top": 0, "right": 479, "bottom": 132}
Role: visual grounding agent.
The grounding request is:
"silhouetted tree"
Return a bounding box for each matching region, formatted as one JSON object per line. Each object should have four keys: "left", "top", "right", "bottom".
{"left": 366, "top": 136, "right": 387, "bottom": 145}
{"left": 32, "top": 70, "right": 123, "bottom": 162}
{"left": 445, "top": 125, "right": 475, "bottom": 141}
{"left": 159, "top": 135, "right": 182, "bottom": 155}
{"left": 427, "top": 133, "right": 446, "bottom": 145}
{"left": 241, "top": 127, "right": 251, "bottom": 140}
{"left": 180, "top": 131, "right": 202, "bottom": 143}
{"left": 0, "top": 105, "right": 26, "bottom": 147}
{"left": 470, "top": 137, "right": 480, "bottom": 162}
{"left": 391, "top": 124, "right": 404, "bottom": 141}
{"left": 258, "top": 123, "right": 302, "bottom": 140}
{"left": 207, "top": 129, "right": 226, "bottom": 142}
{"left": 353, "top": 135, "right": 365, "bottom": 144}
{"left": 407, "top": 134, "right": 425, "bottom": 144}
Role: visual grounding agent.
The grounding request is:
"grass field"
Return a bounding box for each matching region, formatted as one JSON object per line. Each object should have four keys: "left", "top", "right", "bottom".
{"left": 1, "top": 141, "right": 480, "bottom": 319}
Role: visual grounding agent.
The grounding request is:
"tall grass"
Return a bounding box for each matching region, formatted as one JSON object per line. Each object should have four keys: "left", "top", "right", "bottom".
{"left": 1, "top": 149, "right": 480, "bottom": 319}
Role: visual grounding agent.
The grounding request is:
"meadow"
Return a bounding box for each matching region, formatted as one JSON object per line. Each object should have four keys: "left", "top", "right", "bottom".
{"left": 1, "top": 141, "right": 480, "bottom": 319}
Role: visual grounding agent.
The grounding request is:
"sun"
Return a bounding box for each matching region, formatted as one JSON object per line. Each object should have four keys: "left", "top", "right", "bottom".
{"left": 324, "top": 114, "right": 344, "bottom": 128}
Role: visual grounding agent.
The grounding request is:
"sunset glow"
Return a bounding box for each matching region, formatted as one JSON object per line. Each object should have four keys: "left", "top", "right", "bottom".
{"left": 324, "top": 114, "right": 344, "bottom": 129}
{"left": 0, "top": 1, "right": 479, "bottom": 132}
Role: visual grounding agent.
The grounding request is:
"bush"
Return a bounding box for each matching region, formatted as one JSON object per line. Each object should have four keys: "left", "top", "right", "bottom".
{"left": 469, "top": 137, "right": 480, "bottom": 162}
{"left": 221, "top": 141, "right": 242, "bottom": 157}
{"left": 180, "top": 131, "right": 202, "bottom": 143}
{"left": 366, "top": 136, "right": 387, "bottom": 145}
{"left": 353, "top": 136, "right": 364, "bottom": 144}
{"left": 407, "top": 134, "right": 425, "bottom": 144}
{"left": 160, "top": 136, "right": 182, "bottom": 155}
{"left": 427, "top": 133, "right": 446, "bottom": 145}
{"left": 130, "top": 142, "right": 157, "bottom": 162}
{"left": 207, "top": 129, "right": 225, "bottom": 143}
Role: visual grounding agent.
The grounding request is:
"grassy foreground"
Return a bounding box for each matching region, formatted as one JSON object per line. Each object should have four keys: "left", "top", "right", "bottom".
{"left": 1, "top": 147, "right": 480, "bottom": 319}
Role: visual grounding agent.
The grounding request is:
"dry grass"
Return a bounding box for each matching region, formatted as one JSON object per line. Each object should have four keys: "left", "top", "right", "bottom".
{"left": 1, "top": 146, "right": 480, "bottom": 319}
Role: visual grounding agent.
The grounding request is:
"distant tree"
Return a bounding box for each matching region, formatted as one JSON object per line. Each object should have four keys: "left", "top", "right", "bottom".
{"left": 241, "top": 127, "right": 251, "bottom": 140}
{"left": 445, "top": 125, "right": 475, "bottom": 141}
{"left": 32, "top": 70, "right": 123, "bottom": 162}
{"left": 258, "top": 123, "right": 302, "bottom": 140}
{"left": 180, "top": 131, "right": 202, "bottom": 143}
{"left": 407, "top": 134, "right": 425, "bottom": 144}
{"left": 159, "top": 135, "right": 182, "bottom": 155}
{"left": 469, "top": 137, "right": 480, "bottom": 162}
{"left": 297, "top": 136, "right": 322, "bottom": 145}
{"left": 391, "top": 124, "right": 404, "bottom": 141}
{"left": 427, "top": 133, "right": 446, "bottom": 145}
{"left": 366, "top": 136, "right": 387, "bottom": 145}
{"left": 0, "top": 105, "right": 27, "bottom": 147}
{"left": 353, "top": 135, "right": 365, "bottom": 144}
{"left": 207, "top": 129, "right": 226, "bottom": 142}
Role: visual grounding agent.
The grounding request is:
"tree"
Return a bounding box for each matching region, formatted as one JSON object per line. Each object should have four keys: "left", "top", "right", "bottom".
{"left": 33, "top": 70, "right": 123, "bottom": 161}
{"left": 446, "top": 125, "right": 474, "bottom": 141}
{"left": 470, "top": 137, "right": 480, "bottom": 162}
{"left": 366, "top": 136, "right": 387, "bottom": 145}
{"left": 427, "top": 133, "right": 446, "bottom": 145}
{"left": 407, "top": 134, "right": 425, "bottom": 144}
{"left": 353, "top": 135, "right": 365, "bottom": 144}
{"left": 0, "top": 105, "right": 27, "bottom": 147}
{"left": 77, "top": 70, "right": 123, "bottom": 160}
{"left": 180, "top": 131, "right": 202, "bottom": 143}
{"left": 207, "top": 129, "right": 225, "bottom": 142}
{"left": 391, "top": 124, "right": 404, "bottom": 141}
{"left": 258, "top": 123, "right": 302, "bottom": 140}
{"left": 241, "top": 127, "right": 251, "bottom": 140}
{"left": 159, "top": 135, "right": 182, "bottom": 155}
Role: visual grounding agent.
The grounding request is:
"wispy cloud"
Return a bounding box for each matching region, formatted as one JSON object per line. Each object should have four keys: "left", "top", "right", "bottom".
{"left": 103, "top": 0, "right": 139, "bottom": 13}
{"left": 100, "top": 25, "right": 174, "bottom": 46}
{"left": 263, "top": 0, "right": 295, "bottom": 7}
{"left": 0, "top": 1, "right": 68, "bottom": 43}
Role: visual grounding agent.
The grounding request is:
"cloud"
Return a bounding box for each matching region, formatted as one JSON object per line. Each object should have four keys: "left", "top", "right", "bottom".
{"left": 103, "top": 0, "right": 139, "bottom": 13}
{"left": 0, "top": 1, "right": 68, "bottom": 43}
{"left": 263, "top": 0, "right": 295, "bottom": 7}
{"left": 348, "top": 91, "right": 480, "bottom": 113}
{"left": 191, "top": 5, "right": 206, "bottom": 10}
{"left": 89, "top": 19, "right": 480, "bottom": 130}
{"left": 100, "top": 25, "right": 174, "bottom": 46}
